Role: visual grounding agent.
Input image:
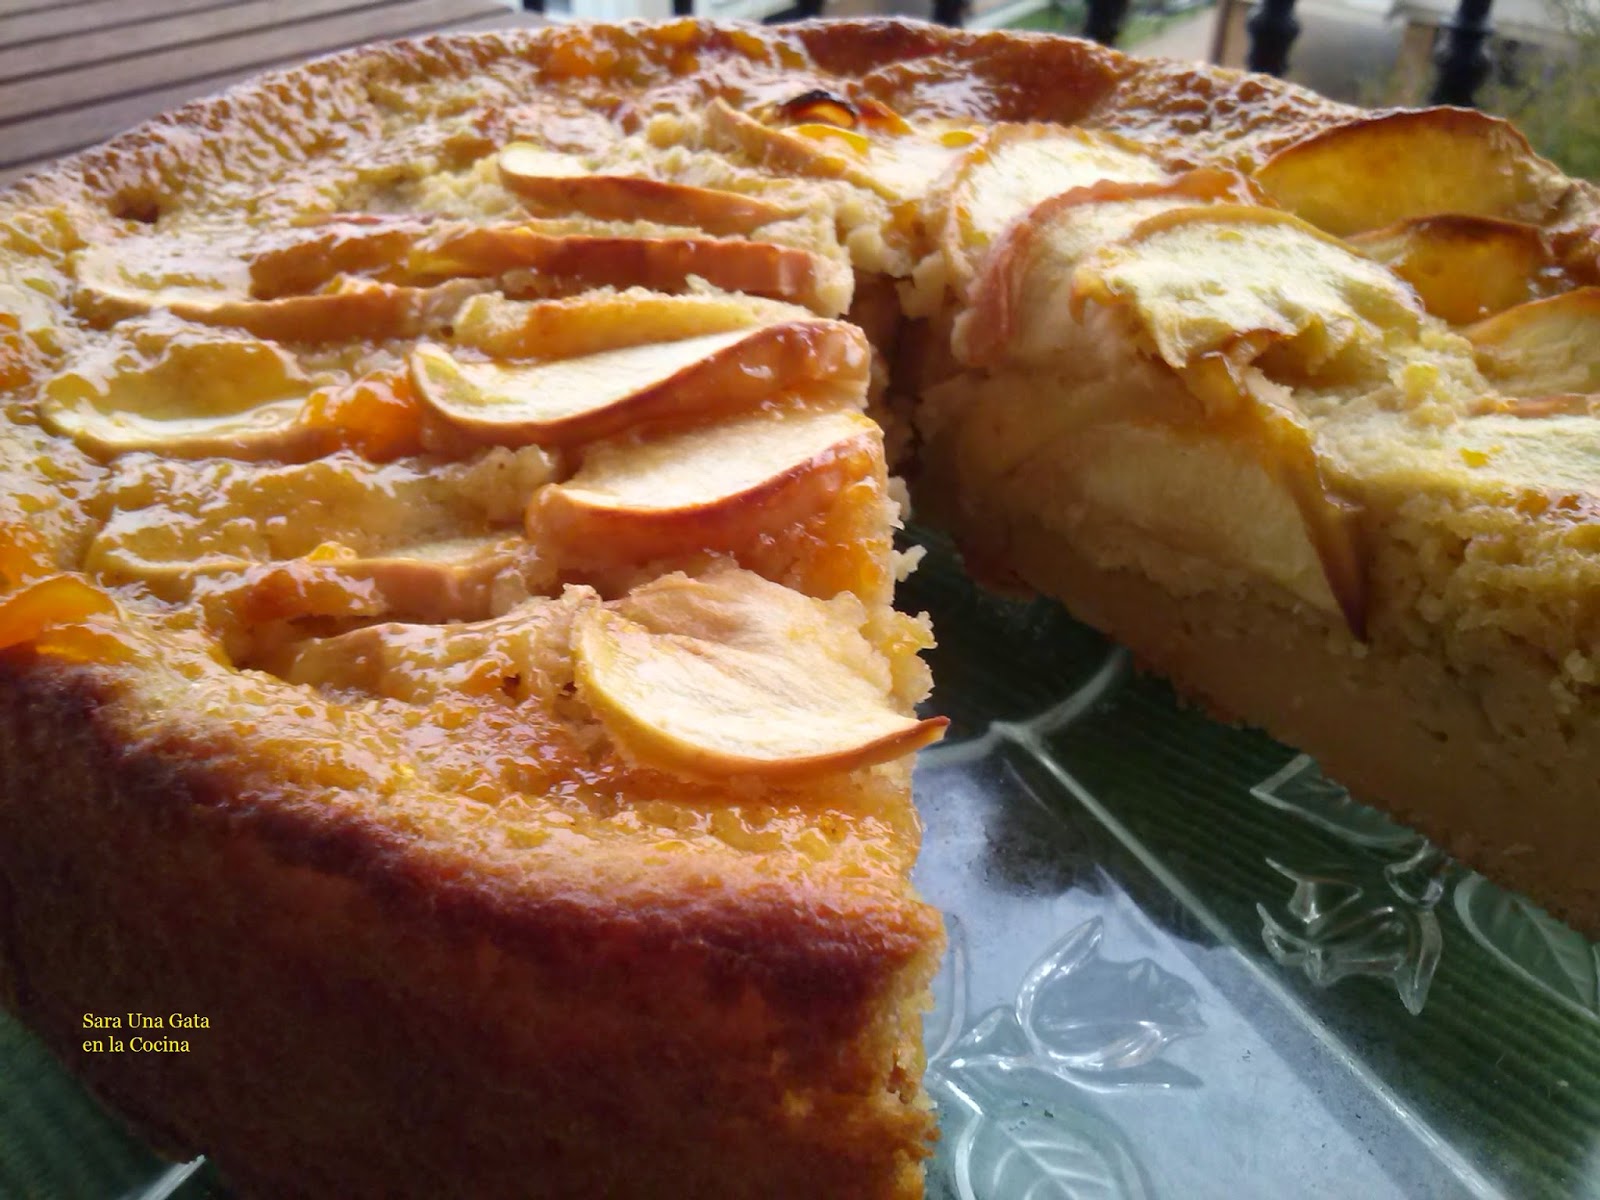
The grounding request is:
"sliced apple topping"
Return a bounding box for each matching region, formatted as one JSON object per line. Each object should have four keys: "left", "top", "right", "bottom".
{"left": 573, "top": 568, "right": 945, "bottom": 780}
{"left": 412, "top": 318, "right": 867, "bottom": 446}
{"left": 530, "top": 405, "right": 881, "bottom": 569}
{"left": 1068, "top": 206, "right": 1405, "bottom": 631}
{"left": 934, "top": 124, "right": 1169, "bottom": 294}
{"left": 704, "top": 97, "right": 965, "bottom": 206}
{"left": 1072, "top": 205, "right": 1424, "bottom": 380}
{"left": 269, "top": 587, "right": 591, "bottom": 703}
{"left": 411, "top": 224, "right": 851, "bottom": 316}
{"left": 86, "top": 446, "right": 555, "bottom": 623}
{"left": 1255, "top": 109, "right": 1572, "bottom": 237}
{"left": 446, "top": 288, "right": 808, "bottom": 360}
{"left": 39, "top": 315, "right": 318, "bottom": 459}
{"left": 74, "top": 231, "right": 483, "bottom": 343}
{"left": 0, "top": 575, "right": 130, "bottom": 665}
{"left": 1348, "top": 215, "right": 1556, "bottom": 325}
{"left": 957, "top": 170, "right": 1265, "bottom": 366}
{"left": 499, "top": 141, "right": 797, "bottom": 235}
{"left": 1467, "top": 288, "right": 1600, "bottom": 399}
{"left": 248, "top": 215, "right": 435, "bottom": 298}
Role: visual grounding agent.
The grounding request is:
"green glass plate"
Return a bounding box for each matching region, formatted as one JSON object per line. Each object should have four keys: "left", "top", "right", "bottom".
{"left": 4, "top": 527, "right": 1598, "bottom": 1198}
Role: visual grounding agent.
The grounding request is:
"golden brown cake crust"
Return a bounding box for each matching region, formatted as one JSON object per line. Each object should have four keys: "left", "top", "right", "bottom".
{"left": 0, "top": 658, "right": 939, "bottom": 1199}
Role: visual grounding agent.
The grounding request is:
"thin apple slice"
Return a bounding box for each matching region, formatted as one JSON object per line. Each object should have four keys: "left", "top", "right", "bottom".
{"left": 1348, "top": 215, "right": 1554, "bottom": 324}
{"left": 1069, "top": 206, "right": 1407, "bottom": 633}
{"left": 39, "top": 316, "right": 318, "bottom": 459}
{"left": 164, "top": 534, "right": 528, "bottom": 628}
{"left": 530, "top": 405, "right": 880, "bottom": 568}
{"left": 448, "top": 289, "right": 809, "bottom": 361}
{"left": 1466, "top": 287, "right": 1600, "bottom": 398}
{"left": 75, "top": 235, "right": 483, "bottom": 343}
{"left": 0, "top": 575, "right": 122, "bottom": 660}
{"left": 1255, "top": 109, "right": 1572, "bottom": 237}
{"left": 411, "top": 225, "right": 852, "bottom": 316}
{"left": 704, "top": 97, "right": 967, "bottom": 205}
{"left": 499, "top": 141, "right": 796, "bottom": 235}
{"left": 933, "top": 124, "right": 1168, "bottom": 296}
{"left": 412, "top": 318, "right": 867, "bottom": 446}
{"left": 1071, "top": 205, "right": 1424, "bottom": 378}
{"left": 957, "top": 170, "right": 1265, "bottom": 366}
{"left": 248, "top": 214, "right": 436, "bottom": 298}
{"left": 87, "top": 446, "right": 555, "bottom": 615}
{"left": 573, "top": 568, "right": 946, "bottom": 780}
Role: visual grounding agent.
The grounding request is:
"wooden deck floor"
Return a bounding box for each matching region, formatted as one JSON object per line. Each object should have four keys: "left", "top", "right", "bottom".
{"left": 0, "top": 0, "right": 538, "bottom": 187}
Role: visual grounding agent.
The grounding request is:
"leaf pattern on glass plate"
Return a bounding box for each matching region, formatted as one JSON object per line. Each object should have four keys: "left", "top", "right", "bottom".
{"left": 1251, "top": 757, "right": 1600, "bottom": 1019}
{"left": 926, "top": 917, "right": 1200, "bottom": 1199}
{"left": 1251, "top": 755, "right": 1421, "bottom": 851}
{"left": 1257, "top": 842, "right": 1448, "bottom": 1015}
{"left": 1017, "top": 919, "right": 1204, "bottom": 1075}
{"left": 949, "top": 1091, "right": 1150, "bottom": 1200}
{"left": 1455, "top": 874, "right": 1600, "bottom": 1023}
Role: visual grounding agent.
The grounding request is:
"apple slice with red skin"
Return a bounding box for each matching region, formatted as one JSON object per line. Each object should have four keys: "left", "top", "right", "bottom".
{"left": 573, "top": 568, "right": 946, "bottom": 781}
{"left": 529, "top": 405, "right": 881, "bottom": 571}
{"left": 413, "top": 224, "right": 851, "bottom": 316}
{"left": 412, "top": 317, "right": 867, "bottom": 447}
{"left": 958, "top": 169, "right": 1266, "bottom": 366}
{"left": 499, "top": 141, "right": 797, "bottom": 235}
{"left": 931, "top": 123, "right": 1169, "bottom": 297}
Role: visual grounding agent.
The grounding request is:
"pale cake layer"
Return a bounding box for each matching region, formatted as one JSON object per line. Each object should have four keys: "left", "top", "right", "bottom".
{"left": 926, "top": 491, "right": 1600, "bottom": 935}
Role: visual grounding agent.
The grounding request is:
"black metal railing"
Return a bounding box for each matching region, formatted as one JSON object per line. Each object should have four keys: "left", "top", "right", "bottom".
{"left": 925, "top": 0, "right": 1501, "bottom": 108}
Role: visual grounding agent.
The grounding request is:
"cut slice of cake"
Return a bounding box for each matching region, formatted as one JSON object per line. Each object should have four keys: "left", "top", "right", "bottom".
{"left": 917, "top": 106, "right": 1600, "bottom": 938}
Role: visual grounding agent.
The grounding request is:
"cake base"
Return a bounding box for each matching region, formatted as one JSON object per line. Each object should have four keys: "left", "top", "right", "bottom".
{"left": 931, "top": 497, "right": 1600, "bottom": 941}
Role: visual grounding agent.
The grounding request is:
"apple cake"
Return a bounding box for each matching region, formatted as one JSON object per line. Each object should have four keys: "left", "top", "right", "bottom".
{"left": 1, "top": 17, "right": 1598, "bottom": 1199}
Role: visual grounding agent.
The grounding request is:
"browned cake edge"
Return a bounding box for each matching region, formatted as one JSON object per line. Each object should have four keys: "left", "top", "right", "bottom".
{"left": 0, "top": 659, "right": 942, "bottom": 1198}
